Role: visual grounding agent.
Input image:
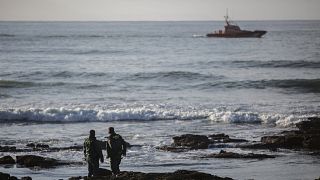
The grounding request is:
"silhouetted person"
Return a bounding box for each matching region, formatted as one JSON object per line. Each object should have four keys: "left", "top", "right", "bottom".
{"left": 84, "top": 130, "right": 104, "bottom": 177}
{"left": 106, "top": 127, "right": 126, "bottom": 176}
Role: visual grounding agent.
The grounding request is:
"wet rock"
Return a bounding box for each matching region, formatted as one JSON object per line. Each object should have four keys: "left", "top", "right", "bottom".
{"left": 68, "top": 168, "right": 112, "bottom": 179}
{"left": 296, "top": 117, "right": 320, "bottom": 133}
{"left": 173, "top": 134, "right": 210, "bottom": 149}
{"left": 236, "top": 143, "right": 278, "bottom": 151}
{"left": 241, "top": 117, "right": 320, "bottom": 150}
{"left": 159, "top": 133, "right": 249, "bottom": 152}
{"left": 26, "top": 143, "right": 49, "bottom": 150}
{"left": 0, "top": 172, "right": 10, "bottom": 179}
{"left": 26, "top": 143, "right": 35, "bottom": 148}
{"left": 0, "top": 146, "right": 18, "bottom": 152}
{"left": 203, "top": 150, "right": 275, "bottom": 159}
{"left": 209, "top": 133, "right": 248, "bottom": 143}
{"left": 303, "top": 135, "right": 320, "bottom": 149}
{"left": 69, "top": 170, "right": 233, "bottom": 180}
{"left": 0, "top": 156, "right": 15, "bottom": 164}
{"left": 35, "top": 144, "right": 49, "bottom": 149}
{"left": 156, "top": 145, "right": 191, "bottom": 152}
{"left": 0, "top": 172, "right": 26, "bottom": 180}
{"left": 10, "top": 177, "right": 19, "bottom": 180}
{"left": 16, "top": 155, "right": 70, "bottom": 168}
{"left": 21, "top": 177, "right": 32, "bottom": 180}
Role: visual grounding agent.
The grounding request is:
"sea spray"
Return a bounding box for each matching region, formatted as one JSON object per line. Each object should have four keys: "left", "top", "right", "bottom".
{"left": 0, "top": 106, "right": 317, "bottom": 127}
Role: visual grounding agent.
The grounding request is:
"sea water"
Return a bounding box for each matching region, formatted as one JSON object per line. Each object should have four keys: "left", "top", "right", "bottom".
{"left": 0, "top": 21, "right": 320, "bottom": 180}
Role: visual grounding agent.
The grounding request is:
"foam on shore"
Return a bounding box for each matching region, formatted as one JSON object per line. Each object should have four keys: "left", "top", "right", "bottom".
{"left": 0, "top": 106, "right": 316, "bottom": 127}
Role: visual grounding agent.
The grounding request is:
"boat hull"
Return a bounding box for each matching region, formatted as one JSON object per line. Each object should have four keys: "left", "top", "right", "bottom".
{"left": 206, "top": 30, "right": 267, "bottom": 38}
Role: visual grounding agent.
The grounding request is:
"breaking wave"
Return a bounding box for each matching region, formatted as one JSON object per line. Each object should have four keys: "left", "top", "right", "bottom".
{"left": 208, "top": 111, "right": 317, "bottom": 127}
{"left": 0, "top": 107, "right": 316, "bottom": 127}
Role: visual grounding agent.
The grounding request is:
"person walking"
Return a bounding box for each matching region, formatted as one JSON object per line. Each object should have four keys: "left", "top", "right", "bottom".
{"left": 84, "top": 130, "right": 104, "bottom": 177}
{"left": 106, "top": 127, "right": 127, "bottom": 176}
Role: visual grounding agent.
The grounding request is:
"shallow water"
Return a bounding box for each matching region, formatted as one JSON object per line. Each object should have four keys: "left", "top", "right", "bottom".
{"left": 0, "top": 120, "right": 320, "bottom": 180}
{"left": 0, "top": 21, "right": 320, "bottom": 179}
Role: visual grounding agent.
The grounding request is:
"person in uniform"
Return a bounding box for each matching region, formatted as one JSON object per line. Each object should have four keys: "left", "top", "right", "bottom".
{"left": 106, "top": 127, "right": 127, "bottom": 176}
{"left": 84, "top": 130, "right": 104, "bottom": 177}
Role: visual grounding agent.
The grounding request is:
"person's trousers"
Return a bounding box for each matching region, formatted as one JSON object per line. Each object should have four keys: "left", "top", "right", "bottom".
{"left": 110, "top": 157, "right": 121, "bottom": 175}
{"left": 88, "top": 159, "right": 99, "bottom": 177}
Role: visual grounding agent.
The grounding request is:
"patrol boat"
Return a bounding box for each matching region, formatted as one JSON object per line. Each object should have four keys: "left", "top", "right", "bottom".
{"left": 206, "top": 11, "right": 267, "bottom": 38}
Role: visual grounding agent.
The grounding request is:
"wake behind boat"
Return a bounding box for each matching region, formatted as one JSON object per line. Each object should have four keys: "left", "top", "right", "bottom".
{"left": 207, "top": 11, "right": 267, "bottom": 38}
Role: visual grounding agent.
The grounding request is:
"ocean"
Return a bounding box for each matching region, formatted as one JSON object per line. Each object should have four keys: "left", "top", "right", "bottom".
{"left": 0, "top": 21, "right": 320, "bottom": 179}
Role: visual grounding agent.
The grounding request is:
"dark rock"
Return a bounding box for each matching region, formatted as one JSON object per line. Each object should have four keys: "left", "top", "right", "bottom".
{"left": 0, "top": 156, "right": 15, "bottom": 164}
{"left": 241, "top": 117, "right": 320, "bottom": 150}
{"left": 209, "top": 133, "right": 248, "bottom": 143}
{"left": 157, "top": 133, "right": 248, "bottom": 152}
{"left": 159, "top": 133, "right": 249, "bottom": 152}
{"left": 16, "top": 155, "right": 70, "bottom": 168}
{"left": 261, "top": 136, "right": 285, "bottom": 145}
{"left": 0, "top": 172, "right": 23, "bottom": 180}
{"left": 26, "top": 143, "right": 49, "bottom": 150}
{"left": 173, "top": 134, "right": 210, "bottom": 149}
{"left": 26, "top": 143, "right": 35, "bottom": 148}
{"left": 296, "top": 117, "right": 320, "bottom": 133}
{"left": 68, "top": 176, "right": 82, "bottom": 180}
{"left": 21, "top": 177, "right": 32, "bottom": 180}
{"left": 156, "top": 145, "right": 191, "bottom": 152}
{"left": 236, "top": 143, "right": 278, "bottom": 151}
{"left": 0, "top": 146, "right": 17, "bottom": 152}
{"left": 69, "top": 170, "right": 233, "bottom": 180}
{"left": 0, "top": 172, "right": 10, "bottom": 180}
{"left": 35, "top": 144, "right": 49, "bottom": 149}
{"left": 303, "top": 135, "right": 320, "bottom": 149}
{"left": 9, "top": 176, "right": 18, "bottom": 180}
{"left": 203, "top": 150, "right": 275, "bottom": 159}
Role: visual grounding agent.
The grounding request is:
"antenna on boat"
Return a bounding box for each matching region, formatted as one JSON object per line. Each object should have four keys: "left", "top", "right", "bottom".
{"left": 224, "top": 8, "right": 230, "bottom": 25}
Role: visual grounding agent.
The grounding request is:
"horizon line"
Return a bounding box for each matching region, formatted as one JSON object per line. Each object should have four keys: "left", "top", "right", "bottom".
{"left": 1, "top": 19, "right": 320, "bottom": 23}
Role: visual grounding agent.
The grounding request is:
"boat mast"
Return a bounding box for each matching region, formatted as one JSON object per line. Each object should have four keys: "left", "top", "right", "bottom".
{"left": 224, "top": 8, "right": 230, "bottom": 26}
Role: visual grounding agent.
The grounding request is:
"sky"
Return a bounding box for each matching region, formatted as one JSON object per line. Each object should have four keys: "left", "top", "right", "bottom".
{"left": 0, "top": 0, "right": 320, "bottom": 21}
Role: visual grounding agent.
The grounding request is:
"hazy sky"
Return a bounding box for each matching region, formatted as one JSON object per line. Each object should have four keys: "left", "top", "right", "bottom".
{"left": 1, "top": 0, "right": 320, "bottom": 21}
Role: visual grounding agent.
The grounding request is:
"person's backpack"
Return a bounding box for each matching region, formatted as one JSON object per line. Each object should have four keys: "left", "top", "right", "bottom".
{"left": 108, "top": 134, "right": 124, "bottom": 155}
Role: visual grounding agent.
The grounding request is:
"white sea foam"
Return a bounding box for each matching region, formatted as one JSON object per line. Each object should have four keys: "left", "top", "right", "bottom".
{"left": 208, "top": 110, "right": 317, "bottom": 127}
{"left": 0, "top": 106, "right": 316, "bottom": 127}
{"left": 0, "top": 106, "right": 207, "bottom": 122}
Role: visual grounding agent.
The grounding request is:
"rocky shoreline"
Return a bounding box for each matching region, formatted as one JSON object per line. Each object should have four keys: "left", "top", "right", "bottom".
{"left": 0, "top": 117, "right": 319, "bottom": 179}
{"left": 69, "top": 169, "right": 233, "bottom": 180}
{"left": 158, "top": 117, "right": 320, "bottom": 152}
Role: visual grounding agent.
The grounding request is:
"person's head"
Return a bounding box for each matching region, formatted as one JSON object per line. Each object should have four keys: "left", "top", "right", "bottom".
{"left": 89, "top": 130, "right": 95, "bottom": 138}
{"left": 108, "top": 127, "right": 115, "bottom": 135}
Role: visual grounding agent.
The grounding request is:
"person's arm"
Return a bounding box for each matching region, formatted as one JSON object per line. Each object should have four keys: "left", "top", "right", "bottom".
{"left": 97, "top": 141, "right": 104, "bottom": 163}
{"left": 106, "top": 140, "right": 111, "bottom": 158}
{"left": 83, "top": 141, "right": 87, "bottom": 160}
{"left": 122, "top": 138, "right": 127, "bottom": 156}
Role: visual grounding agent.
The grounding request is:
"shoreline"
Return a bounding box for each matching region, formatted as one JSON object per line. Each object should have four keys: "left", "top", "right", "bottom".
{"left": 0, "top": 117, "right": 319, "bottom": 179}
